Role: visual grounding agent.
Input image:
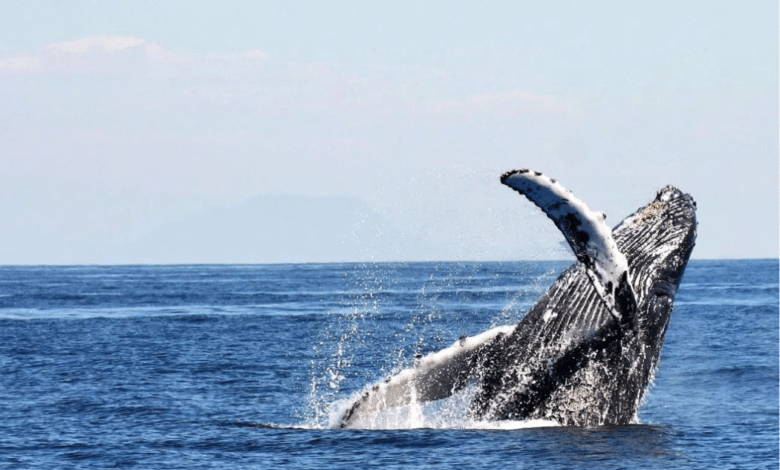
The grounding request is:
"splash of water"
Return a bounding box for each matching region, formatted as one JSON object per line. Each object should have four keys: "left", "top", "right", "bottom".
{"left": 325, "top": 383, "right": 559, "bottom": 430}
{"left": 304, "top": 262, "right": 569, "bottom": 430}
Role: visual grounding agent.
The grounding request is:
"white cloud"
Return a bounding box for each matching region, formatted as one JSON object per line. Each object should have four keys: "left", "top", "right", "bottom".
{"left": 241, "top": 49, "right": 268, "bottom": 60}
{"left": 45, "top": 35, "right": 145, "bottom": 55}
{"left": 0, "top": 56, "right": 43, "bottom": 73}
{"left": 0, "top": 36, "right": 268, "bottom": 76}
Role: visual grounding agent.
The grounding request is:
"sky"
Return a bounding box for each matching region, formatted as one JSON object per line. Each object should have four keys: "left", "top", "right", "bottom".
{"left": 0, "top": 1, "right": 777, "bottom": 264}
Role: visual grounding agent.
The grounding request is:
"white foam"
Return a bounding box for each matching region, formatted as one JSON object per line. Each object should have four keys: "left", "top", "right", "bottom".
{"left": 326, "top": 393, "right": 560, "bottom": 430}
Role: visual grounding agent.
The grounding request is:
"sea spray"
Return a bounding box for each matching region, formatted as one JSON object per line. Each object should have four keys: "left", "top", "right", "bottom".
{"left": 309, "top": 261, "right": 569, "bottom": 429}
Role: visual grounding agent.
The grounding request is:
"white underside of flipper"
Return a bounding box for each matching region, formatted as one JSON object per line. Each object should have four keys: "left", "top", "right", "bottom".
{"left": 500, "top": 169, "right": 636, "bottom": 324}
{"left": 336, "top": 325, "right": 514, "bottom": 428}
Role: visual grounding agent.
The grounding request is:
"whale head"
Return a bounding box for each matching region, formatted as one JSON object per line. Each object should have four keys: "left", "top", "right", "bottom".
{"left": 614, "top": 185, "right": 697, "bottom": 358}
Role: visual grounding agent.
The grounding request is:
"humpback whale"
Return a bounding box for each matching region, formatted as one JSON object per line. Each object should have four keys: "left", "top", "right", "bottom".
{"left": 337, "top": 169, "right": 697, "bottom": 428}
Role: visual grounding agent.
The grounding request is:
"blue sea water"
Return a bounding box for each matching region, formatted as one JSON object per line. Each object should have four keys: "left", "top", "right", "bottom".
{"left": 0, "top": 259, "right": 777, "bottom": 469}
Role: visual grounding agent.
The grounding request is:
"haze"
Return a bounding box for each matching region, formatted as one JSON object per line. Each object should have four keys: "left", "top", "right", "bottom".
{"left": 1, "top": 1, "right": 777, "bottom": 264}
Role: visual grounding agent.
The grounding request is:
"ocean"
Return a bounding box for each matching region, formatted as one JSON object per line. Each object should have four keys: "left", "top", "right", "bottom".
{"left": 0, "top": 259, "right": 777, "bottom": 469}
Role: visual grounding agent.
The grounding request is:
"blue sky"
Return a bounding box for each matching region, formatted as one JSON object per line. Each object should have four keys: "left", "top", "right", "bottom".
{"left": 0, "top": 1, "right": 777, "bottom": 263}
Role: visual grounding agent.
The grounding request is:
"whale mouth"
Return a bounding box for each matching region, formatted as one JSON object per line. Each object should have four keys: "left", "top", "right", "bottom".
{"left": 656, "top": 185, "right": 697, "bottom": 209}
{"left": 650, "top": 279, "right": 676, "bottom": 299}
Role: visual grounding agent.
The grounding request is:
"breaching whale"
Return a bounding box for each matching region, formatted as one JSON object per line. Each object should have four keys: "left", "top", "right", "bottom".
{"left": 337, "top": 169, "right": 697, "bottom": 428}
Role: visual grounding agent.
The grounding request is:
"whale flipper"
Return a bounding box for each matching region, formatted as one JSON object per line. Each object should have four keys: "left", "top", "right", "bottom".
{"left": 500, "top": 169, "right": 637, "bottom": 329}
{"left": 338, "top": 325, "right": 513, "bottom": 428}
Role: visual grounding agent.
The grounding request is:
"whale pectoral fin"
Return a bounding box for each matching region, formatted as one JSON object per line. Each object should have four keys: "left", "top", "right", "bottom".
{"left": 500, "top": 169, "right": 637, "bottom": 327}
{"left": 338, "top": 325, "right": 513, "bottom": 428}
{"left": 338, "top": 369, "right": 419, "bottom": 428}
{"left": 338, "top": 354, "right": 472, "bottom": 428}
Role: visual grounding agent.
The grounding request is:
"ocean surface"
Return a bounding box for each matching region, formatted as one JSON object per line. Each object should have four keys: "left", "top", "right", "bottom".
{"left": 0, "top": 259, "right": 777, "bottom": 469}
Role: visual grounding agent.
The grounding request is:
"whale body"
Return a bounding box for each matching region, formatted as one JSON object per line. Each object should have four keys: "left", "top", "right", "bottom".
{"left": 337, "top": 169, "right": 697, "bottom": 428}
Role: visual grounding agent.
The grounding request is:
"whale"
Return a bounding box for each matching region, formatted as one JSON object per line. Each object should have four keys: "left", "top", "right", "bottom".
{"left": 337, "top": 169, "right": 697, "bottom": 428}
